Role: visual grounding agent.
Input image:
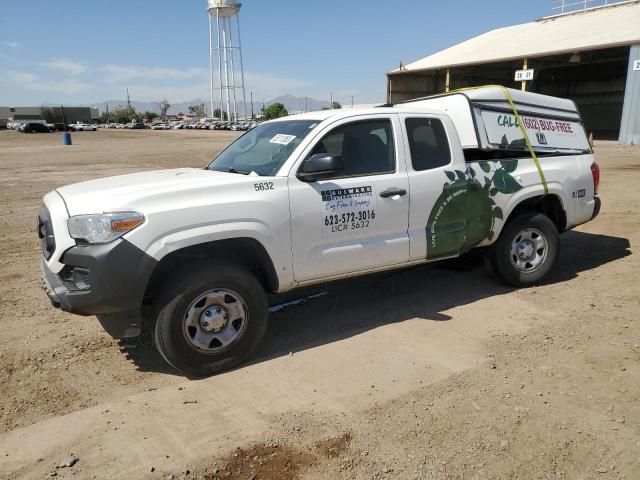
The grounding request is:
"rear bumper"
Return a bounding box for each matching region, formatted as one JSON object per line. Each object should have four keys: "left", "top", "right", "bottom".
{"left": 591, "top": 196, "right": 601, "bottom": 220}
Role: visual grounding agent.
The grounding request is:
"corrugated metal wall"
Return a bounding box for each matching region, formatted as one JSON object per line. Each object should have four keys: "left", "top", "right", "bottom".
{"left": 619, "top": 44, "right": 640, "bottom": 145}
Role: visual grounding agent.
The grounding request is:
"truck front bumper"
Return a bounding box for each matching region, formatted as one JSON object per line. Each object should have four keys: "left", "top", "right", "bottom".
{"left": 41, "top": 239, "right": 157, "bottom": 337}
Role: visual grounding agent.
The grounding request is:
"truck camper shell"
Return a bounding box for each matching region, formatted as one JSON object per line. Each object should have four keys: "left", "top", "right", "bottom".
{"left": 398, "top": 86, "right": 591, "bottom": 159}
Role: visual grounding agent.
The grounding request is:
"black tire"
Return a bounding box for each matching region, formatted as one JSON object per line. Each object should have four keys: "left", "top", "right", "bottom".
{"left": 153, "top": 262, "right": 269, "bottom": 377}
{"left": 489, "top": 211, "right": 559, "bottom": 287}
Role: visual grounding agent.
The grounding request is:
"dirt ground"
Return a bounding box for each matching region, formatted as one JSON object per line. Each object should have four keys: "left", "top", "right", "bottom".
{"left": 0, "top": 129, "right": 638, "bottom": 480}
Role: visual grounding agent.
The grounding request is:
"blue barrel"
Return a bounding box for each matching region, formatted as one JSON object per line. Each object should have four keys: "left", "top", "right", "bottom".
{"left": 62, "top": 132, "right": 72, "bottom": 145}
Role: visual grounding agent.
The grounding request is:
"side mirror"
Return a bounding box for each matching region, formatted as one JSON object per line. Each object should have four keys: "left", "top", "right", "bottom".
{"left": 297, "top": 154, "right": 344, "bottom": 182}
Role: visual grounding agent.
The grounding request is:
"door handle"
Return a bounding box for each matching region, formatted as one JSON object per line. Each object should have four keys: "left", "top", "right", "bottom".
{"left": 379, "top": 187, "right": 407, "bottom": 198}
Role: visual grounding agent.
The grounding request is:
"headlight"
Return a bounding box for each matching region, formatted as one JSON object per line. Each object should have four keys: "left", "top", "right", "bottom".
{"left": 67, "top": 213, "right": 144, "bottom": 244}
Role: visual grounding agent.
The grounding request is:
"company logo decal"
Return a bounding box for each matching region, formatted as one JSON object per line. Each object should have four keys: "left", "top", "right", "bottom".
{"left": 321, "top": 186, "right": 372, "bottom": 202}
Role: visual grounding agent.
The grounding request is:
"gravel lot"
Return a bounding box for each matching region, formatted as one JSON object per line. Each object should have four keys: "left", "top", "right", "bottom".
{"left": 0, "top": 130, "right": 638, "bottom": 479}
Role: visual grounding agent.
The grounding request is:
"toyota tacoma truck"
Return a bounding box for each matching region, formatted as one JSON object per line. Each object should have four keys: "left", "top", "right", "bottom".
{"left": 39, "top": 86, "right": 601, "bottom": 376}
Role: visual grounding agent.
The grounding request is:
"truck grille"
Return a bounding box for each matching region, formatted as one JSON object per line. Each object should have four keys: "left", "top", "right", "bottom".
{"left": 37, "top": 206, "right": 56, "bottom": 260}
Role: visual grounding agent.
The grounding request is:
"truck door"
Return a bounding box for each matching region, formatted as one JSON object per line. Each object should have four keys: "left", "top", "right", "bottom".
{"left": 399, "top": 115, "right": 469, "bottom": 260}
{"left": 288, "top": 115, "right": 410, "bottom": 282}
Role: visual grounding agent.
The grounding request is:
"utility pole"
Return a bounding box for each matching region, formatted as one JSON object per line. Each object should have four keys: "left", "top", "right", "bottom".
{"left": 350, "top": 95, "right": 355, "bottom": 108}
{"left": 126, "top": 88, "right": 131, "bottom": 108}
{"left": 330, "top": 92, "right": 333, "bottom": 109}
{"left": 305, "top": 97, "right": 308, "bottom": 112}
{"left": 105, "top": 102, "right": 110, "bottom": 123}
{"left": 60, "top": 105, "right": 67, "bottom": 131}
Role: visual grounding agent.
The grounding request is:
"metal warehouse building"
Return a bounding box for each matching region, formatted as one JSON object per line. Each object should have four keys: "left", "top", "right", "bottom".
{"left": 387, "top": 0, "right": 640, "bottom": 144}
{"left": 0, "top": 106, "right": 99, "bottom": 124}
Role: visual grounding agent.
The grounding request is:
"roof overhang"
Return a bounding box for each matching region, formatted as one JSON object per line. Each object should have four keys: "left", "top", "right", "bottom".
{"left": 389, "top": 0, "right": 640, "bottom": 76}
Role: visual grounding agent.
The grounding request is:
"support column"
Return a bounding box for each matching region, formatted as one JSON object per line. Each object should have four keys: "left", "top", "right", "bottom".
{"left": 216, "top": 13, "right": 224, "bottom": 119}
{"left": 521, "top": 58, "right": 528, "bottom": 92}
{"left": 619, "top": 44, "right": 640, "bottom": 145}
{"left": 208, "top": 13, "right": 214, "bottom": 117}
{"left": 227, "top": 17, "right": 238, "bottom": 121}
{"left": 222, "top": 24, "right": 232, "bottom": 121}
{"left": 445, "top": 68, "right": 451, "bottom": 93}
{"left": 236, "top": 14, "right": 248, "bottom": 120}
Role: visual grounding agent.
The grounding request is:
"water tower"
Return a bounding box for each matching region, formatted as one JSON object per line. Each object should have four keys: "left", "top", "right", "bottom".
{"left": 207, "top": 0, "right": 247, "bottom": 121}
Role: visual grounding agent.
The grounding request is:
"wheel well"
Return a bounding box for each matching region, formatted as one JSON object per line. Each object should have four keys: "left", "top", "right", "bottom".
{"left": 143, "top": 238, "right": 279, "bottom": 303}
{"left": 507, "top": 194, "right": 566, "bottom": 232}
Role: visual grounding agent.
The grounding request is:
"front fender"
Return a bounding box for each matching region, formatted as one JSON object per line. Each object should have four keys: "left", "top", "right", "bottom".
{"left": 127, "top": 221, "right": 295, "bottom": 291}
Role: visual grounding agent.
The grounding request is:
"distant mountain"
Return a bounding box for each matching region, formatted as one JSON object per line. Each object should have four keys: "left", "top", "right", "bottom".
{"left": 267, "top": 95, "right": 330, "bottom": 113}
{"left": 88, "top": 99, "right": 206, "bottom": 116}
{"left": 88, "top": 95, "right": 331, "bottom": 116}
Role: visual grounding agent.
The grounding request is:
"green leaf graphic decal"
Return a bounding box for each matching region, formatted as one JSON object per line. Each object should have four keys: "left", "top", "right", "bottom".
{"left": 426, "top": 159, "right": 520, "bottom": 259}
{"left": 465, "top": 179, "right": 494, "bottom": 248}
{"left": 426, "top": 178, "right": 469, "bottom": 259}
{"left": 500, "top": 160, "right": 517, "bottom": 173}
{"left": 493, "top": 169, "right": 523, "bottom": 194}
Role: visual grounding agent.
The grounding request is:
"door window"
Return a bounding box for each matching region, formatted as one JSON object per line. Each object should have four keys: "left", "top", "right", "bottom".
{"left": 405, "top": 118, "right": 451, "bottom": 171}
{"left": 308, "top": 119, "right": 395, "bottom": 178}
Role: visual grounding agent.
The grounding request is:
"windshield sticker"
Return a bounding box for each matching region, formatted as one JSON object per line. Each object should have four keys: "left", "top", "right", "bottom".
{"left": 321, "top": 186, "right": 377, "bottom": 236}
{"left": 269, "top": 134, "right": 297, "bottom": 146}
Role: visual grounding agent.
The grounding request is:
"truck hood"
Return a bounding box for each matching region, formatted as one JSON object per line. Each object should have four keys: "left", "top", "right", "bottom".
{"left": 56, "top": 168, "right": 260, "bottom": 216}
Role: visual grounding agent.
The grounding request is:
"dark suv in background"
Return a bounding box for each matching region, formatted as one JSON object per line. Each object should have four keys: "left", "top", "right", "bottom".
{"left": 21, "top": 123, "right": 51, "bottom": 133}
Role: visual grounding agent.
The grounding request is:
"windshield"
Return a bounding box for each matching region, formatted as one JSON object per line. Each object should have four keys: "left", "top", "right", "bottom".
{"left": 208, "top": 120, "right": 320, "bottom": 176}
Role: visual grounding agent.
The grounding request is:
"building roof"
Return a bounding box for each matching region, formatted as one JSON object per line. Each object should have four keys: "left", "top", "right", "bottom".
{"left": 391, "top": 0, "right": 640, "bottom": 74}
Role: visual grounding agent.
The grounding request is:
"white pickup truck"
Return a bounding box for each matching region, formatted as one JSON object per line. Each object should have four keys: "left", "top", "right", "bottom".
{"left": 39, "top": 86, "right": 601, "bottom": 376}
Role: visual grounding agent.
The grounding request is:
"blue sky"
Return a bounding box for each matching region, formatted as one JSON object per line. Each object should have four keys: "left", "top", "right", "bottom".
{"left": 0, "top": 1, "right": 551, "bottom": 106}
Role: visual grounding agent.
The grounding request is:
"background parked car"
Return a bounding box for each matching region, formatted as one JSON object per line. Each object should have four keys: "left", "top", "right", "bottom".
{"left": 69, "top": 123, "right": 97, "bottom": 132}
{"left": 46, "top": 123, "right": 67, "bottom": 132}
{"left": 20, "top": 123, "right": 50, "bottom": 133}
{"left": 127, "top": 123, "right": 146, "bottom": 129}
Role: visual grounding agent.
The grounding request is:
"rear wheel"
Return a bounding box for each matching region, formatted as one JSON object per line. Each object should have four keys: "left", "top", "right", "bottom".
{"left": 153, "top": 262, "right": 269, "bottom": 377}
{"left": 488, "top": 211, "right": 559, "bottom": 287}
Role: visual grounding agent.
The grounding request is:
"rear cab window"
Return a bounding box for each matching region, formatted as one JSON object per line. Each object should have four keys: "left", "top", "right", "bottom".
{"left": 405, "top": 118, "right": 451, "bottom": 171}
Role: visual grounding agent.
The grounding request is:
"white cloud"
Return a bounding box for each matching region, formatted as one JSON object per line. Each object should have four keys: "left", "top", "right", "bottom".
{"left": 4, "top": 70, "right": 38, "bottom": 83}
{"left": 3, "top": 41, "right": 21, "bottom": 49}
{"left": 42, "top": 59, "right": 88, "bottom": 76}
{"left": 244, "top": 72, "right": 309, "bottom": 98}
{"left": 2, "top": 70, "right": 92, "bottom": 96}
{"left": 100, "top": 64, "right": 207, "bottom": 83}
{"left": 123, "top": 82, "right": 209, "bottom": 102}
{"left": 0, "top": 60, "right": 313, "bottom": 105}
{"left": 95, "top": 64, "right": 310, "bottom": 102}
{"left": 29, "top": 79, "right": 93, "bottom": 95}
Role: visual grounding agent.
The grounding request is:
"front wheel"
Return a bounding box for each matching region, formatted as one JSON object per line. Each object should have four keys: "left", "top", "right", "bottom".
{"left": 488, "top": 211, "right": 559, "bottom": 287}
{"left": 153, "top": 263, "right": 269, "bottom": 377}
